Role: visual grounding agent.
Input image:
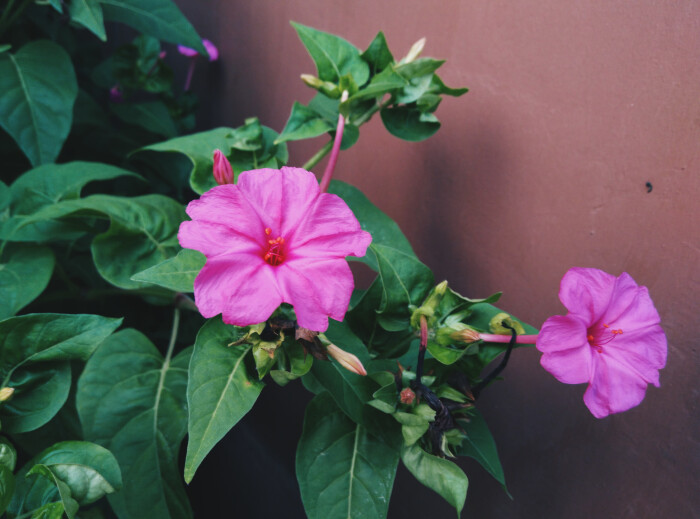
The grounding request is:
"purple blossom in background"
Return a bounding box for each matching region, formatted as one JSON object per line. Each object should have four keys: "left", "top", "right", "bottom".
{"left": 177, "top": 39, "right": 219, "bottom": 61}
{"left": 536, "top": 267, "right": 667, "bottom": 418}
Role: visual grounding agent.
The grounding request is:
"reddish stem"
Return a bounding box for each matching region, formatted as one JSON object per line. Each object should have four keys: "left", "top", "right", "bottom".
{"left": 478, "top": 333, "right": 538, "bottom": 344}
{"left": 184, "top": 59, "right": 197, "bottom": 91}
{"left": 319, "top": 90, "right": 349, "bottom": 193}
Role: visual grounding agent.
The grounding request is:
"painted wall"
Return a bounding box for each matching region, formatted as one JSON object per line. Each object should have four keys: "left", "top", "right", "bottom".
{"left": 174, "top": 1, "right": 699, "bottom": 517}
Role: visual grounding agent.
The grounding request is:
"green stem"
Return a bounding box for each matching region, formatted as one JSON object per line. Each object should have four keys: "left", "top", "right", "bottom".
{"left": 165, "top": 307, "right": 180, "bottom": 362}
{"left": 0, "top": 0, "right": 33, "bottom": 39}
{"left": 302, "top": 140, "right": 333, "bottom": 171}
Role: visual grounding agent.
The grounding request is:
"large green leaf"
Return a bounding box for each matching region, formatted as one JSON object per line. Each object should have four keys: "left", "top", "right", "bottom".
{"left": 296, "top": 392, "right": 399, "bottom": 519}
{"left": 0, "top": 244, "right": 54, "bottom": 319}
{"left": 361, "top": 31, "right": 395, "bottom": 74}
{"left": 275, "top": 102, "right": 334, "bottom": 144}
{"left": 184, "top": 318, "right": 264, "bottom": 483}
{"left": 77, "top": 329, "right": 192, "bottom": 519}
{"left": 0, "top": 464, "right": 14, "bottom": 514}
{"left": 291, "top": 22, "right": 370, "bottom": 86}
{"left": 25, "top": 194, "right": 185, "bottom": 289}
{"left": 401, "top": 443, "right": 468, "bottom": 515}
{"left": 1, "top": 161, "right": 140, "bottom": 243}
{"left": 0, "top": 40, "right": 78, "bottom": 166}
{"left": 456, "top": 409, "right": 507, "bottom": 490}
{"left": 131, "top": 248, "right": 204, "bottom": 293}
{"left": 380, "top": 106, "right": 440, "bottom": 142}
{"left": 24, "top": 464, "right": 78, "bottom": 519}
{"left": 69, "top": 0, "right": 106, "bottom": 41}
{"left": 110, "top": 102, "right": 178, "bottom": 138}
{"left": 0, "top": 362, "right": 71, "bottom": 434}
{"left": 100, "top": 0, "right": 205, "bottom": 52}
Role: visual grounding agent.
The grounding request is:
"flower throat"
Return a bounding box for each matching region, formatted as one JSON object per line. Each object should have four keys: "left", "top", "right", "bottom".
{"left": 263, "top": 228, "right": 285, "bottom": 266}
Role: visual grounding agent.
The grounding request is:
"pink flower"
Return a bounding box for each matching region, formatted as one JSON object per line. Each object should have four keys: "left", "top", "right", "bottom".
{"left": 177, "top": 39, "right": 219, "bottom": 61}
{"left": 536, "top": 267, "right": 667, "bottom": 418}
{"left": 178, "top": 167, "right": 372, "bottom": 331}
{"left": 212, "top": 149, "right": 234, "bottom": 185}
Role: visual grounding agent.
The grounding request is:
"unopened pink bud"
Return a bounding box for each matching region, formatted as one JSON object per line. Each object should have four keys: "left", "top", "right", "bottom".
{"left": 109, "top": 84, "right": 124, "bottom": 103}
{"left": 326, "top": 344, "right": 367, "bottom": 376}
{"left": 400, "top": 387, "right": 416, "bottom": 405}
{"left": 177, "top": 45, "right": 198, "bottom": 58}
{"left": 202, "top": 39, "right": 219, "bottom": 61}
{"left": 212, "top": 149, "right": 234, "bottom": 185}
{"left": 159, "top": 51, "right": 167, "bottom": 59}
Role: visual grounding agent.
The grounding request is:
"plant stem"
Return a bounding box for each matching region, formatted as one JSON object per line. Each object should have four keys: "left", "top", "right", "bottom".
{"left": 165, "top": 307, "right": 181, "bottom": 362}
{"left": 415, "top": 315, "right": 428, "bottom": 385}
{"left": 302, "top": 140, "right": 333, "bottom": 171}
{"left": 471, "top": 323, "right": 517, "bottom": 398}
{"left": 183, "top": 58, "right": 196, "bottom": 91}
{"left": 0, "top": 0, "right": 32, "bottom": 38}
{"left": 479, "top": 333, "right": 538, "bottom": 344}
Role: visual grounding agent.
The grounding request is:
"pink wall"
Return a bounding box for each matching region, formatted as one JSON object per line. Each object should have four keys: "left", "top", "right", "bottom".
{"left": 176, "top": 1, "right": 699, "bottom": 516}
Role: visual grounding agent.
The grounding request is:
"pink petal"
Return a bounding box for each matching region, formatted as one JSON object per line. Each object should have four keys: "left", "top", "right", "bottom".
{"left": 604, "top": 325, "right": 667, "bottom": 386}
{"left": 537, "top": 315, "right": 592, "bottom": 384}
{"left": 276, "top": 258, "right": 354, "bottom": 331}
{"left": 583, "top": 353, "right": 651, "bottom": 418}
{"left": 237, "top": 168, "right": 319, "bottom": 236}
{"left": 178, "top": 220, "right": 261, "bottom": 259}
{"left": 178, "top": 45, "right": 198, "bottom": 57}
{"left": 185, "top": 184, "right": 266, "bottom": 242}
{"left": 194, "top": 254, "right": 282, "bottom": 326}
{"left": 558, "top": 267, "right": 616, "bottom": 324}
{"left": 602, "top": 273, "right": 662, "bottom": 330}
{"left": 287, "top": 192, "right": 371, "bottom": 258}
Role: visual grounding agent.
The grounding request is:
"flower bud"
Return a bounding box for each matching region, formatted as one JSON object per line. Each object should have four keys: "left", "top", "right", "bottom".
{"left": 410, "top": 280, "right": 448, "bottom": 328}
{"left": 449, "top": 326, "right": 481, "bottom": 344}
{"left": 203, "top": 39, "right": 219, "bottom": 62}
{"left": 400, "top": 387, "right": 416, "bottom": 405}
{"left": 300, "top": 74, "right": 341, "bottom": 98}
{"left": 326, "top": 344, "right": 367, "bottom": 376}
{"left": 0, "top": 387, "right": 14, "bottom": 402}
{"left": 109, "top": 84, "right": 124, "bottom": 103}
{"left": 213, "top": 149, "right": 234, "bottom": 185}
{"left": 402, "top": 37, "right": 426, "bottom": 64}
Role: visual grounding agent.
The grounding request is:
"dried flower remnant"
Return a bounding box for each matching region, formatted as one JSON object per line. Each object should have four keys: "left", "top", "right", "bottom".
{"left": 178, "top": 167, "right": 372, "bottom": 331}
{"left": 536, "top": 267, "right": 667, "bottom": 418}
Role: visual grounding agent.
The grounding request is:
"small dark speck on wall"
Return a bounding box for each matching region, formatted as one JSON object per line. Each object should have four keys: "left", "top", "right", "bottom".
{"left": 646, "top": 182, "right": 653, "bottom": 193}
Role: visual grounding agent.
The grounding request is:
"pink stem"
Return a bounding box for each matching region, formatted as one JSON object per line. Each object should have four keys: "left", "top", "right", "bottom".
{"left": 319, "top": 90, "right": 349, "bottom": 193}
{"left": 184, "top": 59, "right": 196, "bottom": 91}
{"left": 479, "top": 333, "right": 539, "bottom": 344}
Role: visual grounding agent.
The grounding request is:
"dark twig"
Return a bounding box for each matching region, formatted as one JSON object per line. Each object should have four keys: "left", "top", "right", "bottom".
{"left": 471, "top": 323, "right": 517, "bottom": 399}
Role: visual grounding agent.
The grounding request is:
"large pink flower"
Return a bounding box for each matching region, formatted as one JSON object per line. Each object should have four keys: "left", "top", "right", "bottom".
{"left": 179, "top": 167, "right": 371, "bottom": 332}
{"left": 536, "top": 267, "right": 667, "bottom": 418}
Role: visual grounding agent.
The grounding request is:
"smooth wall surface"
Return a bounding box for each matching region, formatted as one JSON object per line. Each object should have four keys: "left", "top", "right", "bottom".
{"left": 175, "top": 1, "right": 699, "bottom": 517}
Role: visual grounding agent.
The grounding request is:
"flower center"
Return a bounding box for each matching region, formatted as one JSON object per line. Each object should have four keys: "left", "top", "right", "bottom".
{"left": 587, "top": 323, "right": 623, "bottom": 352}
{"left": 263, "top": 227, "right": 285, "bottom": 266}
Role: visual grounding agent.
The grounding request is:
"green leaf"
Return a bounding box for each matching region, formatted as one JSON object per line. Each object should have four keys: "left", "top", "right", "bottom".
{"left": 430, "top": 74, "right": 469, "bottom": 97}
{"left": 361, "top": 31, "right": 395, "bottom": 74}
{"left": 69, "top": 0, "right": 106, "bottom": 41}
{"left": 0, "top": 437, "right": 17, "bottom": 471}
{"left": 0, "top": 313, "right": 122, "bottom": 373}
{"left": 25, "top": 194, "right": 185, "bottom": 289}
{"left": 380, "top": 106, "right": 441, "bottom": 142}
{"left": 275, "top": 102, "right": 335, "bottom": 144}
{"left": 296, "top": 392, "right": 399, "bottom": 519}
{"left": 0, "top": 464, "right": 14, "bottom": 514}
{"left": 30, "top": 442, "right": 122, "bottom": 505}
{"left": 1, "top": 362, "right": 71, "bottom": 434}
{"left": 401, "top": 443, "right": 468, "bottom": 515}
{"left": 346, "top": 67, "right": 408, "bottom": 103}
{"left": 0, "top": 40, "right": 78, "bottom": 166}
{"left": 110, "top": 102, "right": 178, "bottom": 138}
{"left": 291, "top": 22, "right": 370, "bottom": 86}
{"left": 394, "top": 411, "right": 430, "bottom": 446}
{"left": 77, "top": 329, "right": 192, "bottom": 519}
{"left": 456, "top": 409, "right": 507, "bottom": 490}
{"left": 131, "top": 248, "right": 204, "bottom": 292}
{"left": 100, "top": 0, "right": 205, "bottom": 52}
{"left": 184, "top": 318, "right": 264, "bottom": 483}
{"left": 0, "top": 244, "right": 55, "bottom": 319}
{"left": 395, "top": 58, "right": 445, "bottom": 80}
{"left": 29, "top": 502, "right": 65, "bottom": 518}
{"left": 25, "top": 464, "right": 79, "bottom": 519}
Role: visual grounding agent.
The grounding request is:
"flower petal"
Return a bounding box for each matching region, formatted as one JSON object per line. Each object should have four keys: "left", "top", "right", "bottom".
{"left": 604, "top": 324, "right": 667, "bottom": 386}
{"left": 602, "top": 273, "right": 662, "bottom": 330}
{"left": 537, "top": 315, "right": 592, "bottom": 384}
{"left": 237, "top": 167, "right": 319, "bottom": 235}
{"left": 193, "top": 254, "right": 282, "bottom": 326}
{"left": 276, "top": 258, "right": 354, "bottom": 331}
{"left": 179, "top": 220, "right": 261, "bottom": 259}
{"left": 583, "top": 353, "right": 651, "bottom": 418}
{"left": 558, "top": 267, "right": 616, "bottom": 324}
{"left": 185, "top": 184, "right": 266, "bottom": 242}
{"left": 287, "top": 192, "right": 371, "bottom": 258}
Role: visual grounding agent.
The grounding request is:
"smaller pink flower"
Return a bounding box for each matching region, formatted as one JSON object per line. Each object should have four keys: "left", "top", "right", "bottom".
{"left": 536, "top": 267, "right": 667, "bottom": 418}
{"left": 212, "top": 149, "right": 234, "bottom": 185}
{"left": 179, "top": 167, "right": 372, "bottom": 332}
{"left": 178, "top": 39, "right": 219, "bottom": 61}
